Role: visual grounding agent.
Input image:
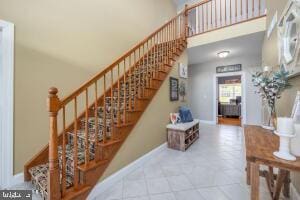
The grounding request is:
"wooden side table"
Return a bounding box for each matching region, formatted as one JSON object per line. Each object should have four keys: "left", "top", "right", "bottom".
{"left": 166, "top": 119, "right": 199, "bottom": 151}
{"left": 244, "top": 125, "right": 300, "bottom": 200}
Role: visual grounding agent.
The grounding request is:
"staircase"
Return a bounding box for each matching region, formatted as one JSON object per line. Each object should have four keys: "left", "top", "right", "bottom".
{"left": 24, "top": 9, "right": 188, "bottom": 200}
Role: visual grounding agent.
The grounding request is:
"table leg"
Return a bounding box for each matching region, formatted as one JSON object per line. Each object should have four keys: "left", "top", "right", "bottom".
{"left": 283, "top": 171, "right": 290, "bottom": 198}
{"left": 268, "top": 167, "right": 274, "bottom": 188}
{"left": 247, "top": 161, "right": 251, "bottom": 185}
{"left": 264, "top": 167, "right": 274, "bottom": 197}
{"left": 251, "top": 163, "right": 259, "bottom": 200}
{"left": 273, "top": 169, "right": 288, "bottom": 200}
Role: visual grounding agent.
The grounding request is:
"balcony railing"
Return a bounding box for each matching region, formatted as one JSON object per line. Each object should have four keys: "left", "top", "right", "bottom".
{"left": 186, "top": 0, "right": 266, "bottom": 37}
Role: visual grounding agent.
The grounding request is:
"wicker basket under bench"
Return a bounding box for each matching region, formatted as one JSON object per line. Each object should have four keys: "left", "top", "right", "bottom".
{"left": 166, "top": 119, "right": 199, "bottom": 151}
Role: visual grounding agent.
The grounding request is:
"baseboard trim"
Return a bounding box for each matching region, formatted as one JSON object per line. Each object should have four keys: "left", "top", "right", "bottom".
{"left": 291, "top": 184, "right": 300, "bottom": 200}
{"left": 9, "top": 173, "right": 24, "bottom": 188}
{"left": 199, "top": 120, "right": 216, "bottom": 125}
{"left": 87, "top": 142, "right": 167, "bottom": 199}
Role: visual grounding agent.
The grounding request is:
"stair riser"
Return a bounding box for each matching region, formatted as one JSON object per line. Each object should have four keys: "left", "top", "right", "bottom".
{"left": 100, "top": 142, "right": 122, "bottom": 160}
{"left": 156, "top": 71, "right": 168, "bottom": 80}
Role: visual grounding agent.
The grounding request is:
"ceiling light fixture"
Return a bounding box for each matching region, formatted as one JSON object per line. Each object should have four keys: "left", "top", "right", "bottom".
{"left": 217, "top": 51, "right": 230, "bottom": 58}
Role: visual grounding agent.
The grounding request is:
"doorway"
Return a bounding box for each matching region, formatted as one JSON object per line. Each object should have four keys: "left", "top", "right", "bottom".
{"left": 217, "top": 75, "right": 242, "bottom": 126}
{"left": 213, "top": 72, "right": 246, "bottom": 126}
{"left": 0, "top": 20, "right": 14, "bottom": 188}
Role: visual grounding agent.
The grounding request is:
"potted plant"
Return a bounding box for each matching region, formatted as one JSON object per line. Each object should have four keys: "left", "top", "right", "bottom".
{"left": 252, "top": 67, "right": 291, "bottom": 130}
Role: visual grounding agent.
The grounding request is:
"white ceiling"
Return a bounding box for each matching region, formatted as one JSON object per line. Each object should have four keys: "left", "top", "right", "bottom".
{"left": 187, "top": 31, "right": 265, "bottom": 65}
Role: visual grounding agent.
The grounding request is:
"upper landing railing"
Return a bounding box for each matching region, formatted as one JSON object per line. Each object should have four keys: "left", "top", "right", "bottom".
{"left": 186, "top": 0, "right": 266, "bottom": 37}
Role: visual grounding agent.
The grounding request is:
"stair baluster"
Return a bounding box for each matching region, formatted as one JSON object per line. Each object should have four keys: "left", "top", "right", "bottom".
{"left": 73, "top": 97, "right": 79, "bottom": 189}
{"left": 123, "top": 59, "right": 126, "bottom": 124}
{"left": 94, "top": 82, "right": 100, "bottom": 161}
{"left": 84, "top": 89, "right": 89, "bottom": 166}
{"left": 61, "top": 106, "right": 67, "bottom": 196}
{"left": 128, "top": 56, "right": 132, "bottom": 112}
{"left": 110, "top": 70, "right": 114, "bottom": 139}
{"left": 117, "top": 64, "right": 121, "bottom": 125}
{"left": 185, "top": 4, "right": 188, "bottom": 38}
{"left": 103, "top": 75, "right": 107, "bottom": 143}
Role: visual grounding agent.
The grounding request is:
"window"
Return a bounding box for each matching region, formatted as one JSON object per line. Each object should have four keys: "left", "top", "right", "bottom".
{"left": 219, "top": 83, "right": 241, "bottom": 103}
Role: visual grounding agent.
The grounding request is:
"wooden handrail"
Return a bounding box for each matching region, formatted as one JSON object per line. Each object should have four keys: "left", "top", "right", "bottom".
{"left": 60, "top": 11, "right": 185, "bottom": 106}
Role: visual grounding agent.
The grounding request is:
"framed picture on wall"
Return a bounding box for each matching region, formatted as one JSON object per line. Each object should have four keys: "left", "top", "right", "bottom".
{"left": 179, "top": 63, "right": 188, "bottom": 78}
{"left": 278, "top": 0, "right": 300, "bottom": 77}
{"left": 169, "top": 77, "right": 179, "bottom": 101}
{"left": 216, "top": 64, "right": 242, "bottom": 73}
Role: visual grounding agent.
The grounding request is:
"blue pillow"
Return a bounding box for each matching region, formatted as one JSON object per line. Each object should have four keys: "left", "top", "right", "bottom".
{"left": 179, "top": 106, "right": 193, "bottom": 123}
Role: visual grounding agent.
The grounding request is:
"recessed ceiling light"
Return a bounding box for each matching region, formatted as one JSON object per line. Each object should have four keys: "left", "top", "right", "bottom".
{"left": 217, "top": 51, "right": 230, "bottom": 58}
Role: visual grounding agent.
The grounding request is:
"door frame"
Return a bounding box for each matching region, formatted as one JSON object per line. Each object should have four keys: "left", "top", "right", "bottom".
{"left": 0, "top": 20, "right": 14, "bottom": 188}
{"left": 213, "top": 71, "right": 246, "bottom": 125}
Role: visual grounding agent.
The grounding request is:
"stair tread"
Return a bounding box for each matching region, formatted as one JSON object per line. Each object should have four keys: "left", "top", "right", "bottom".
{"left": 77, "top": 159, "right": 108, "bottom": 172}
{"left": 137, "top": 96, "right": 151, "bottom": 100}
{"left": 158, "top": 70, "right": 168, "bottom": 73}
{"left": 64, "top": 185, "right": 91, "bottom": 200}
{"left": 173, "top": 52, "right": 180, "bottom": 56}
{"left": 152, "top": 77, "right": 164, "bottom": 81}
{"left": 99, "top": 138, "right": 123, "bottom": 147}
{"left": 145, "top": 86, "right": 158, "bottom": 90}
{"left": 127, "top": 109, "right": 143, "bottom": 112}
{"left": 164, "top": 63, "right": 172, "bottom": 68}
{"left": 115, "top": 122, "right": 134, "bottom": 128}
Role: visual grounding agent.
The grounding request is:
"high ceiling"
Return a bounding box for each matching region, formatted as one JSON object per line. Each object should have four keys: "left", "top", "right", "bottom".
{"left": 187, "top": 31, "right": 265, "bottom": 65}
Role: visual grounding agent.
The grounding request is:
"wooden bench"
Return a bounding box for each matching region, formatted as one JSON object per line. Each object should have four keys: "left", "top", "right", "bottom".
{"left": 166, "top": 119, "right": 199, "bottom": 151}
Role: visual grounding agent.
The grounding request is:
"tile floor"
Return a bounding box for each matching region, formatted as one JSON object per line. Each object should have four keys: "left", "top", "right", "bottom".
{"left": 9, "top": 124, "right": 290, "bottom": 200}
{"left": 94, "top": 124, "right": 289, "bottom": 200}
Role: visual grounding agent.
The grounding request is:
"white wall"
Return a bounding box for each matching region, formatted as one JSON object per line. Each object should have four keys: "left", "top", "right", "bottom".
{"left": 188, "top": 55, "right": 262, "bottom": 125}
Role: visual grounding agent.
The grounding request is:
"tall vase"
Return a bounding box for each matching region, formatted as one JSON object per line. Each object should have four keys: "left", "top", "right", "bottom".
{"left": 261, "top": 103, "right": 277, "bottom": 130}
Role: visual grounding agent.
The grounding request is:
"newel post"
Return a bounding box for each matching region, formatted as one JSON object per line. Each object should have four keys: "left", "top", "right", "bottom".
{"left": 184, "top": 4, "right": 188, "bottom": 39}
{"left": 47, "top": 87, "right": 61, "bottom": 200}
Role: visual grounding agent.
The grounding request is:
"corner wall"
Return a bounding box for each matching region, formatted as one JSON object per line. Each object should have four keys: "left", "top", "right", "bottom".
{"left": 188, "top": 55, "right": 262, "bottom": 125}
{"left": 0, "top": 0, "right": 177, "bottom": 174}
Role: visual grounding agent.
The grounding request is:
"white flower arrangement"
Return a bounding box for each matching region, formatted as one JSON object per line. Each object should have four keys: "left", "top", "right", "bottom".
{"left": 252, "top": 68, "right": 291, "bottom": 128}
